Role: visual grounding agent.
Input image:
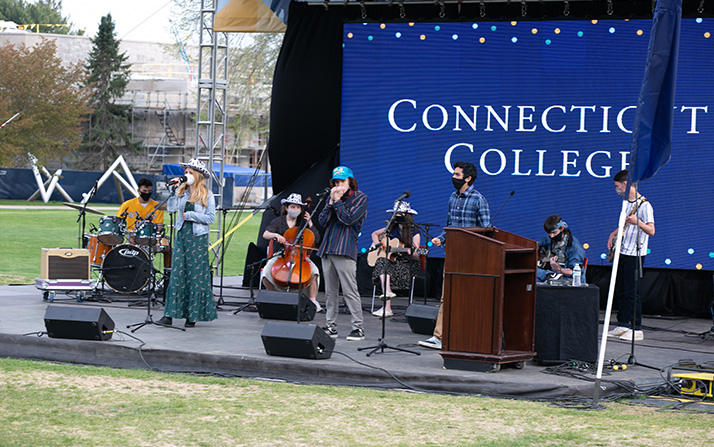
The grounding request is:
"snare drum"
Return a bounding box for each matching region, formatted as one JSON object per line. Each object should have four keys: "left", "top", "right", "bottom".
{"left": 85, "top": 234, "right": 112, "bottom": 266}
{"left": 97, "top": 216, "right": 125, "bottom": 245}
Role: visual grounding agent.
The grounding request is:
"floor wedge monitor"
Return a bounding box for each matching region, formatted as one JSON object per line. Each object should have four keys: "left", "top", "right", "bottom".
{"left": 261, "top": 321, "right": 334, "bottom": 359}
{"left": 44, "top": 305, "right": 115, "bottom": 341}
{"left": 255, "top": 290, "right": 316, "bottom": 321}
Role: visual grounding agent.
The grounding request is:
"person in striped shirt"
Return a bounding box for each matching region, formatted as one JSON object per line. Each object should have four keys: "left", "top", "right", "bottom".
{"left": 317, "top": 166, "right": 369, "bottom": 341}
{"left": 606, "top": 169, "right": 655, "bottom": 342}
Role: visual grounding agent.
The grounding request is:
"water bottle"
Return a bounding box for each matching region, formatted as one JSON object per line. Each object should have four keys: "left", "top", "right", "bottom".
{"left": 572, "top": 264, "right": 582, "bottom": 287}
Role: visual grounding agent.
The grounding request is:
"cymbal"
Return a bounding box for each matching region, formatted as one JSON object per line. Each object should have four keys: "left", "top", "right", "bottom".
{"left": 63, "top": 202, "right": 104, "bottom": 216}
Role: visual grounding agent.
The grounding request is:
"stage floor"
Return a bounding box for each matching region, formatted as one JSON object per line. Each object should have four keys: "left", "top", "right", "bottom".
{"left": 1, "top": 278, "right": 713, "bottom": 401}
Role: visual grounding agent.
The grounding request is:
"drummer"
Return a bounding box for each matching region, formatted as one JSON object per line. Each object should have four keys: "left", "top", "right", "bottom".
{"left": 116, "top": 177, "right": 170, "bottom": 268}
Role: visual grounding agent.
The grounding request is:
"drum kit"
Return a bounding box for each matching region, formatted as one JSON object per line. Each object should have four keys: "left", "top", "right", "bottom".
{"left": 85, "top": 215, "right": 170, "bottom": 295}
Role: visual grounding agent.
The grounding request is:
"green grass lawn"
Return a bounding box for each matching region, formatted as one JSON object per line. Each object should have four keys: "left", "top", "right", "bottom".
{"left": 1, "top": 358, "right": 713, "bottom": 447}
{"left": 0, "top": 202, "right": 261, "bottom": 285}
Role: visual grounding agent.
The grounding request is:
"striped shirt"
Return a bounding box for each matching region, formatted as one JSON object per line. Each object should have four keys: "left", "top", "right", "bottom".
{"left": 620, "top": 197, "right": 654, "bottom": 256}
{"left": 317, "top": 190, "right": 368, "bottom": 261}
{"left": 436, "top": 184, "right": 490, "bottom": 246}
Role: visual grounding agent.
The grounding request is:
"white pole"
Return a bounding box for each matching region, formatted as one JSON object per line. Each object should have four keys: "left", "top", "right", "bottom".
{"left": 593, "top": 198, "right": 629, "bottom": 403}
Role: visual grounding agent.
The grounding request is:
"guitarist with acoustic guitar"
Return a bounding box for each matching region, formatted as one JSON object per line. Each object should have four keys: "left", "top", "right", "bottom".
{"left": 606, "top": 170, "right": 654, "bottom": 342}
{"left": 536, "top": 215, "right": 585, "bottom": 283}
{"left": 368, "top": 201, "right": 421, "bottom": 317}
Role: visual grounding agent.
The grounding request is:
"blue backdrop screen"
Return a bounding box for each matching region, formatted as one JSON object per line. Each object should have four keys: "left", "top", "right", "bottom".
{"left": 340, "top": 19, "right": 714, "bottom": 270}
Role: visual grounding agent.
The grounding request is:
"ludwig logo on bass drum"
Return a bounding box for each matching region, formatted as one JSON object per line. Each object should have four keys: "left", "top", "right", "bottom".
{"left": 118, "top": 248, "right": 141, "bottom": 257}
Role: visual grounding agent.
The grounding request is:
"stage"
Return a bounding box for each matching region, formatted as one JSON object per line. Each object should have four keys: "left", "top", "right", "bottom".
{"left": 1, "top": 278, "right": 713, "bottom": 401}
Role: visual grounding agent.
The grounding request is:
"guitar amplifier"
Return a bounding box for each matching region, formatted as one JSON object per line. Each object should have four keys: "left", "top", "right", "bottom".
{"left": 40, "top": 248, "right": 90, "bottom": 281}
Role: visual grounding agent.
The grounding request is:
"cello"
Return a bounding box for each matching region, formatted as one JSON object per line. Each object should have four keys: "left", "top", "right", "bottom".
{"left": 270, "top": 198, "right": 316, "bottom": 289}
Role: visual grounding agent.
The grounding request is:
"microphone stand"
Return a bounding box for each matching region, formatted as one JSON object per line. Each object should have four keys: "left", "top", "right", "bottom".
{"left": 359, "top": 199, "right": 420, "bottom": 357}
{"left": 290, "top": 192, "right": 329, "bottom": 323}
{"left": 410, "top": 221, "right": 440, "bottom": 305}
{"left": 76, "top": 178, "right": 99, "bottom": 249}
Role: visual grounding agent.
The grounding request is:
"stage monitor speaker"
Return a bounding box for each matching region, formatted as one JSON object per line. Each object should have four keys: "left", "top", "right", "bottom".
{"left": 256, "top": 290, "right": 316, "bottom": 321}
{"left": 261, "top": 321, "right": 334, "bottom": 359}
{"left": 405, "top": 304, "right": 439, "bottom": 335}
{"left": 40, "top": 248, "right": 90, "bottom": 280}
{"left": 44, "top": 305, "right": 115, "bottom": 341}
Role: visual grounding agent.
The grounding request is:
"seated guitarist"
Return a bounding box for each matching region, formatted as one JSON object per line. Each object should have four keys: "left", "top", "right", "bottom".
{"left": 369, "top": 201, "right": 421, "bottom": 317}
{"left": 536, "top": 215, "right": 585, "bottom": 282}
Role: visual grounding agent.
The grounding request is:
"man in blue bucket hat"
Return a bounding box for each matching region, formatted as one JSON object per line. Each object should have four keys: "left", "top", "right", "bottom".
{"left": 317, "top": 166, "right": 369, "bottom": 341}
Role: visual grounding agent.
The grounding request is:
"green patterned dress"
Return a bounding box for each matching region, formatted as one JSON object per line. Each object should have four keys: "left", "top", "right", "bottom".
{"left": 164, "top": 202, "right": 217, "bottom": 322}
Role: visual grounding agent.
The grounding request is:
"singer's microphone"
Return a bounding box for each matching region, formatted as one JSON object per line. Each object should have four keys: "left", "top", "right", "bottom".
{"left": 489, "top": 190, "right": 515, "bottom": 229}
{"left": 394, "top": 190, "right": 411, "bottom": 202}
{"left": 316, "top": 187, "right": 331, "bottom": 197}
{"left": 169, "top": 175, "right": 188, "bottom": 186}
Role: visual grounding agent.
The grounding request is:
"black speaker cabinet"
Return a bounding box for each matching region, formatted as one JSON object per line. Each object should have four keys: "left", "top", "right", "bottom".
{"left": 261, "top": 321, "right": 334, "bottom": 359}
{"left": 44, "top": 305, "right": 115, "bottom": 341}
{"left": 256, "top": 291, "right": 316, "bottom": 321}
{"left": 405, "top": 304, "right": 439, "bottom": 335}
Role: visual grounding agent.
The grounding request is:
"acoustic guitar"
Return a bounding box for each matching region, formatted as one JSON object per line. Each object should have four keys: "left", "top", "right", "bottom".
{"left": 367, "top": 236, "right": 410, "bottom": 267}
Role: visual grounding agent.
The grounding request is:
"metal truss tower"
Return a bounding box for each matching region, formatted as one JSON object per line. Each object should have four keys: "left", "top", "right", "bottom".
{"left": 195, "top": 0, "right": 229, "bottom": 268}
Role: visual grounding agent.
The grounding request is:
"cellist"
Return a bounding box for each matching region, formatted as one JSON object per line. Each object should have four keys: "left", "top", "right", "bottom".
{"left": 260, "top": 193, "right": 323, "bottom": 312}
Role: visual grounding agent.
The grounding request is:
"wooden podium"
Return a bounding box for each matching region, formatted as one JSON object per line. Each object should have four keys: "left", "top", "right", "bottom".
{"left": 440, "top": 227, "right": 537, "bottom": 372}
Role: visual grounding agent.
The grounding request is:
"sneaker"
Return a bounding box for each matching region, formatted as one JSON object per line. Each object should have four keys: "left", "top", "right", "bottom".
{"left": 346, "top": 328, "right": 365, "bottom": 341}
{"left": 372, "top": 307, "right": 393, "bottom": 317}
{"left": 607, "top": 326, "right": 628, "bottom": 338}
{"left": 418, "top": 336, "right": 442, "bottom": 349}
{"left": 619, "top": 330, "right": 644, "bottom": 341}
{"left": 157, "top": 317, "right": 172, "bottom": 325}
{"left": 322, "top": 326, "right": 338, "bottom": 339}
{"left": 312, "top": 300, "right": 324, "bottom": 313}
{"left": 379, "top": 291, "right": 397, "bottom": 299}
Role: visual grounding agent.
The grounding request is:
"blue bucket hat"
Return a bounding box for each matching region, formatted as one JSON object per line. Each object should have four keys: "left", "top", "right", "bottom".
{"left": 331, "top": 166, "right": 354, "bottom": 180}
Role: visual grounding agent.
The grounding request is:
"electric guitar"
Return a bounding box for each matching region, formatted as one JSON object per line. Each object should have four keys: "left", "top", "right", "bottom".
{"left": 607, "top": 197, "right": 648, "bottom": 263}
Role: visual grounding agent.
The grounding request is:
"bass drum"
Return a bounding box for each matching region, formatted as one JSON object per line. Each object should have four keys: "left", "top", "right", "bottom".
{"left": 102, "top": 245, "right": 151, "bottom": 293}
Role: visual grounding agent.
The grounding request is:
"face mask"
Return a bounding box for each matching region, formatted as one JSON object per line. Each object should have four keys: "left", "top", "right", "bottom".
{"left": 616, "top": 186, "right": 625, "bottom": 197}
{"left": 287, "top": 209, "right": 301, "bottom": 219}
{"left": 452, "top": 177, "right": 466, "bottom": 190}
{"left": 551, "top": 232, "right": 563, "bottom": 242}
{"left": 185, "top": 175, "right": 196, "bottom": 186}
{"left": 140, "top": 192, "right": 152, "bottom": 201}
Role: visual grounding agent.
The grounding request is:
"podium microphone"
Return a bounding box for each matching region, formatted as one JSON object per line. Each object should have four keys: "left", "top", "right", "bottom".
{"left": 489, "top": 190, "right": 515, "bottom": 229}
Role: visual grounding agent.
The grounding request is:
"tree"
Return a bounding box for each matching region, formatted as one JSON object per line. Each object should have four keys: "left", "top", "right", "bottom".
{"left": 0, "top": 0, "right": 80, "bottom": 35}
{"left": 78, "top": 13, "right": 137, "bottom": 170}
{"left": 0, "top": 38, "right": 91, "bottom": 167}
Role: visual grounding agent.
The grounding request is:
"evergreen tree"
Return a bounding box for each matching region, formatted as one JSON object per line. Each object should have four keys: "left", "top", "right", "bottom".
{"left": 80, "top": 13, "right": 137, "bottom": 170}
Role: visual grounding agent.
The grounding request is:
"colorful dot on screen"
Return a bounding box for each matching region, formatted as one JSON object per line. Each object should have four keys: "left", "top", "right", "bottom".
{"left": 600, "top": 253, "right": 607, "bottom": 260}
{"left": 452, "top": 34, "right": 459, "bottom": 40}
{"left": 609, "top": 27, "right": 616, "bottom": 34}
{"left": 554, "top": 28, "right": 561, "bottom": 34}
{"left": 395, "top": 32, "right": 401, "bottom": 38}
{"left": 368, "top": 35, "right": 373, "bottom": 41}
{"left": 696, "top": 263, "right": 703, "bottom": 270}
{"left": 583, "top": 243, "right": 590, "bottom": 249}
{"left": 420, "top": 35, "right": 426, "bottom": 40}
{"left": 427, "top": 241, "right": 433, "bottom": 247}
{"left": 709, "top": 252, "right": 714, "bottom": 258}
{"left": 706, "top": 32, "right": 712, "bottom": 38}
{"left": 591, "top": 20, "right": 598, "bottom": 25}
{"left": 531, "top": 28, "right": 538, "bottom": 34}
{"left": 511, "top": 21, "right": 517, "bottom": 26}
{"left": 491, "top": 25, "right": 497, "bottom": 31}
{"left": 688, "top": 248, "right": 695, "bottom": 255}
{"left": 361, "top": 248, "right": 366, "bottom": 253}
{"left": 646, "top": 249, "right": 651, "bottom": 255}
{"left": 434, "top": 25, "right": 440, "bottom": 31}
{"left": 347, "top": 33, "right": 353, "bottom": 38}
{"left": 577, "top": 31, "right": 584, "bottom": 37}
{"left": 472, "top": 23, "right": 479, "bottom": 30}
{"left": 380, "top": 23, "right": 386, "bottom": 29}
{"left": 696, "top": 18, "right": 703, "bottom": 24}
{"left": 358, "top": 232, "right": 362, "bottom": 237}
{"left": 511, "top": 37, "right": 518, "bottom": 43}
{"left": 545, "top": 39, "right": 552, "bottom": 45}
{"left": 409, "top": 23, "right": 415, "bottom": 26}
{"left": 479, "top": 37, "right": 486, "bottom": 43}
{"left": 665, "top": 259, "right": 672, "bottom": 265}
